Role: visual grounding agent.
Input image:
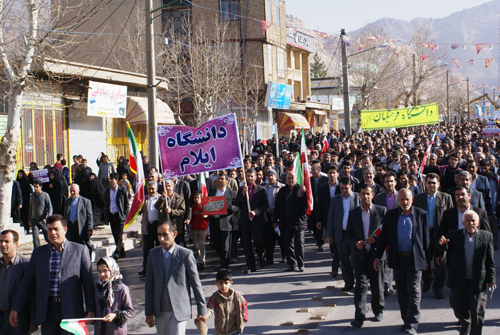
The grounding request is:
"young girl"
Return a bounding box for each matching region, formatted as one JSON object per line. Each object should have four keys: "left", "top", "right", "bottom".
{"left": 95, "top": 257, "right": 134, "bottom": 335}
{"left": 191, "top": 191, "right": 209, "bottom": 270}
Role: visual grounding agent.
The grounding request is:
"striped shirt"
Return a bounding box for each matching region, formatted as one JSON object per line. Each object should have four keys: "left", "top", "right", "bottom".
{"left": 49, "top": 240, "right": 66, "bottom": 298}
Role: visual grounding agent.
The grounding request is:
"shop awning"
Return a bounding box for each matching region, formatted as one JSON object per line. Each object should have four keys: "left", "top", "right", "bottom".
{"left": 126, "top": 97, "right": 175, "bottom": 125}
{"left": 278, "top": 112, "right": 310, "bottom": 132}
{"left": 306, "top": 110, "right": 328, "bottom": 127}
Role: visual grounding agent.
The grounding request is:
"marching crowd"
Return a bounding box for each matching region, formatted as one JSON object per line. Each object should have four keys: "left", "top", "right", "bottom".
{"left": 1, "top": 119, "right": 498, "bottom": 335}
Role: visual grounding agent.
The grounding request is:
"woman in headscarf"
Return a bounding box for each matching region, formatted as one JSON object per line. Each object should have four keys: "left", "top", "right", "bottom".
{"left": 43, "top": 170, "right": 63, "bottom": 214}
{"left": 95, "top": 257, "right": 134, "bottom": 335}
{"left": 252, "top": 139, "right": 265, "bottom": 153}
{"left": 82, "top": 173, "right": 106, "bottom": 227}
{"left": 116, "top": 156, "right": 131, "bottom": 182}
{"left": 16, "top": 170, "right": 32, "bottom": 233}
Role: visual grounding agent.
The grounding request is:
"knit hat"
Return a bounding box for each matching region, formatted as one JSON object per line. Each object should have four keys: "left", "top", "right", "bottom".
{"left": 267, "top": 169, "right": 277, "bottom": 177}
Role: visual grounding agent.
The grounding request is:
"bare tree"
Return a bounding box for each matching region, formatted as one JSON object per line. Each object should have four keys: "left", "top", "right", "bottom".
{"left": 0, "top": 0, "right": 111, "bottom": 229}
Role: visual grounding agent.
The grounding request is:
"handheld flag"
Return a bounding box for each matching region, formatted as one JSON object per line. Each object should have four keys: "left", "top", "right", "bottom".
{"left": 291, "top": 152, "right": 303, "bottom": 186}
{"left": 198, "top": 173, "right": 208, "bottom": 197}
{"left": 300, "top": 129, "right": 313, "bottom": 215}
{"left": 322, "top": 135, "right": 329, "bottom": 153}
{"left": 60, "top": 320, "right": 88, "bottom": 335}
{"left": 125, "top": 122, "right": 145, "bottom": 229}
{"left": 370, "top": 225, "right": 382, "bottom": 238}
{"left": 419, "top": 131, "right": 437, "bottom": 175}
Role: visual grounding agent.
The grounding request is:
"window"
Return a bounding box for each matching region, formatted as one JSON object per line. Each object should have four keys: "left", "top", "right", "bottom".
{"left": 268, "top": 44, "right": 273, "bottom": 75}
{"left": 277, "top": 48, "right": 285, "bottom": 78}
{"left": 267, "top": 0, "right": 273, "bottom": 22}
{"left": 221, "top": 1, "right": 239, "bottom": 21}
{"left": 275, "top": 0, "right": 280, "bottom": 26}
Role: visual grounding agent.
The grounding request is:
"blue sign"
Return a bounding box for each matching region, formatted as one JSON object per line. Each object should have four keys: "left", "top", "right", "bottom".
{"left": 265, "top": 82, "right": 293, "bottom": 109}
{"left": 26, "top": 143, "right": 33, "bottom": 152}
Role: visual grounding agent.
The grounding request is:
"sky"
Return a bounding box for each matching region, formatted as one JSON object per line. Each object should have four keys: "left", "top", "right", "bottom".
{"left": 285, "top": 0, "right": 492, "bottom": 33}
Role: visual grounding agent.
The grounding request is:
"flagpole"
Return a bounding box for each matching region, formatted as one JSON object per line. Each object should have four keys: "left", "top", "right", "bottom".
{"left": 61, "top": 318, "right": 106, "bottom": 322}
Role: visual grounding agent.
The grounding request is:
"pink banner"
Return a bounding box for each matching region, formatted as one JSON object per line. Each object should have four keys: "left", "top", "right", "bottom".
{"left": 482, "top": 128, "right": 500, "bottom": 138}
{"left": 157, "top": 114, "right": 242, "bottom": 179}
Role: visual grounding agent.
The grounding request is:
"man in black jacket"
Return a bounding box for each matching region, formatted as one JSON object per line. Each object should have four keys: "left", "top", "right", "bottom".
{"left": 274, "top": 172, "right": 308, "bottom": 272}
{"left": 310, "top": 161, "right": 328, "bottom": 250}
{"left": 346, "top": 184, "right": 386, "bottom": 327}
{"left": 233, "top": 168, "right": 269, "bottom": 274}
{"left": 105, "top": 173, "right": 130, "bottom": 260}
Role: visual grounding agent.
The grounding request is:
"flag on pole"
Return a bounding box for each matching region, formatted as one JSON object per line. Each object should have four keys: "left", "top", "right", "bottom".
{"left": 419, "top": 131, "right": 437, "bottom": 175}
{"left": 291, "top": 152, "right": 303, "bottom": 186}
{"left": 370, "top": 225, "right": 383, "bottom": 238}
{"left": 60, "top": 320, "right": 88, "bottom": 335}
{"left": 125, "top": 122, "right": 145, "bottom": 229}
{"left": 198, "top": 173, "right": 208, "bottom": 197}
{"left": 322, "top": 135, "right": 329, "bottom": 153}
{"left": 300, "top": 129, "right": 313, "bottom": 215}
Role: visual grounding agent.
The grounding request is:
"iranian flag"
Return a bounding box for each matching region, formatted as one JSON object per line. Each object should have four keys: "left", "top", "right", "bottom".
{"left": 418, "top": 130, "right": 437, "bottom": 175}
{"left": 125, "top": 122, "right": 145, "bottom": 229}
{"left": 322, "top": 135, "right": 329, "bottom": 152}
{"left": 60, "top": 320, "right": 88, "bottom": 335}
{"left": 291, "top": 152, "right": 303, "bottom": 185}
{"left": 198, "top": 173, "right": 208, "bottom": 197}
{"left": 300, "top": 129, "right": 314, "bottom": 215}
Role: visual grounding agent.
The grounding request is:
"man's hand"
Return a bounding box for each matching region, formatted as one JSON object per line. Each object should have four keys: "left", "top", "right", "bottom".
{"left": 87, "top": 231, "right": 93, "bottom": 239}
{"left": 316, "top": 222, "right": 322, "bottom": 230}
{"left": 165, "top": 205, "right": 171, "bottom": 214}
{"left": 424, "top": 263, "right": 429, "bottom": 271}
{"left": 435, "top": 257, "right": 443, "bottom": 266}
{"left": 49, "top": 184, "right": 53, "bottom": 188}
{"left": 327, "top": 237, "right": 333, "bottom": 245}
{"left": 273, "top": 223, "right": 279, "bottom": 229}
{"left": 438, "top": 235, "right": 450, "bottom": 246}
{"left": 29, "top": 325, "right": 38, "bottom": 333}
{"left": 86, "top": 312, "right": 95, "bottom": 325}
{"left": 242, "top": 185, "right": 248, "bottom": 195}
{"left": 103, "top": 313, "right": 117, "bottom": 322}
{"left": 17, "top": 205, "right": 22, "bottom": 209}
{"left": 184, "top": 219, "right": 190, "bottom": 225}
{"left": 146, "top": 315, "right": 155, "bottom": 327}
{"left": 488, "top": 283, "right": 495, "bottom": 288}
{"left": 373, "top": 258, "right": 381, "bottom": 271}
{"left": 248, "top": 211, "right": 256, "bottom": 220}
{"left": 365, "top": 237, "right": 375, "bottom": 245}
{"left": 356, "top": 240, "right": 365, "bottom": 250}
{"left": 9, "top": 310, "right": 17, "bottom": 327}
{"left": 301, "top": 185, "right": 307, "bottom": 193}
{"left": 28, "top": 221, "right": 31, "bottom": 227}
{"left": 162, "top": 190, "right": 167, "bottom": 198}
{"left": 196, "top": 314, "right": 208, "bottom": 323}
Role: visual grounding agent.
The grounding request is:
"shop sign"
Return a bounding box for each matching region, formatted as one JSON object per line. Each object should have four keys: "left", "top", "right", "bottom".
{"left": 265, "top": 82, "right": 293, "bottom": 109}
{"left": 87, "top": 81, "right": 127, "bottom": 118}
{"left": 287, "top": 27, "right": 315, "bottom": 53}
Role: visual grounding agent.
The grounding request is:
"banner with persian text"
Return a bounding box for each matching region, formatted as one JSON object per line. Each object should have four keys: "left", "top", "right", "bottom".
{"left": 360, "top": 103, "right": 439, "bottom": 131}
{"left": 158, "top": 114, "right": 243, "bottom": 179}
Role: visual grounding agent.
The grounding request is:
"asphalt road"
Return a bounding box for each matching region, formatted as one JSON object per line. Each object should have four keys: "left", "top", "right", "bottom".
{"left": 114, "top": 233, "right": 500, "bottom": 335}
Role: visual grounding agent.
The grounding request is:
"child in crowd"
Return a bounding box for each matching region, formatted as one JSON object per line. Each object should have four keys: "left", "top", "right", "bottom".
{"left": 118, "top": 172, "right": 132, "bottom": 199}
{"left": 206, "top": 269, "right": 248, "bottom": 335}
{"left": 94, "top": 257, "right": 134, "bottom": 335}
{"left": 191, "top": 191, "right": 209, "bottom": 270}
{"left": 408, "top": 175, "right": 420, "bottom": 196}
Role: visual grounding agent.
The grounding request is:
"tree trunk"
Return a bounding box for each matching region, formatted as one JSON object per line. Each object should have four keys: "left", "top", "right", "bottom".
{"left": 0, "top": 85, "right": 24, "bottom": 230}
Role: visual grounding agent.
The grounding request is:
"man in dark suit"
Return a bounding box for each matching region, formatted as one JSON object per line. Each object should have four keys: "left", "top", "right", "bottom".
{"left": 466, "top": 160, "right": 492, "bottom": 217}
{"left": 354, "top": 165, "right": 384, "bottom": 195}
{"left": 316, "top": 165, "right": 341, "bottom": 277}
{"left": 172, "top": 177, "right": 192, "bottom": 233}
{"left": 233, "top": 168, "right": 269, "bottom": 273}
{"left": 310, "top": 161, "right": 329, "bottom": 250}
{"left": 374, "top": 189, "right": 429, "bottom": 335}
{"left": 440, "top": 186, "right": 491, "bottom": 239}
{"left": 437, "top": 210, "right": 495, "bottom": 335}
{"left": 449, "top": 170, "right": 485, "bottom": 210}
{"left": 326, "top": 177, "right": 361, "bottom": 291}
{"left": 105, "top": 173, "right": 130, "bottom": 260}
{"left": 10, "top": 180, "right": 22, "bottom": 224}
{"left": 346, "top": 184, "right": 386, "bottom": 328}
{"left": 0, "top": 230, "right": 33, "bottom": 334}
{"left": 373, "top": 171, "right": 399, "bottom": 209}
{"left": 155, "top": 180, "right": 186, "bottom": 246}
{"left": 266, "top": 154, "right": 284, "bottom": 179}
{"left": 263, "top": 169, "right": 285, "bottom": 265}
{"left": 10, "top": 214, "right": 95, "bottom": 334}
{"left": 412, "top": 173, "right": 453, "bottom": 299}
{"left": 145, "top": 221, "right": 207, "bottom": 335}
{"left": 64, "top": 183, "right": 93, "bottom": 254}
{"left": 208, "top": 172, "right": 237, "bottom": 269}
{"left": 274, "top": 172, "right": 308, "bottom": 272}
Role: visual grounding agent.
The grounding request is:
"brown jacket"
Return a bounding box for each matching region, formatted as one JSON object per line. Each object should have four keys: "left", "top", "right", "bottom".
{"left": 154, "top": 192, "right": 186, "bottom": 231}
{"left": 206, "top": 289, "right": 248, "bottom": 335}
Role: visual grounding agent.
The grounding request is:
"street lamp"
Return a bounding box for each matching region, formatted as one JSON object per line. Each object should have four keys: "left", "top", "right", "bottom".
{"left": 466, "top": 77, "right": 470, "bottom": 121}
{"left": 341, "top": 28, "right": 387, "bottom": 135}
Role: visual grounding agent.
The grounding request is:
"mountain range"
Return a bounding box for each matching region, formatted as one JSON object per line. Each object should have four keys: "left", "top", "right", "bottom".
{"left": 287, "top": 0, "right": 500, "bottom": 95}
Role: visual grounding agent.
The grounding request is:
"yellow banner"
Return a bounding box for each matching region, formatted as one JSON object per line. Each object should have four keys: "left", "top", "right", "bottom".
{"left": 360, "top": 103, "right": 439, "bottom": 131}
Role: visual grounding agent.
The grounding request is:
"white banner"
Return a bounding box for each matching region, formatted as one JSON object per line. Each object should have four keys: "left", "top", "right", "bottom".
{"left": 482, "top": 128, "right": 500, "bottom": 138}
{"left": 87, "top": 81, "right": 127, "bottom": 118}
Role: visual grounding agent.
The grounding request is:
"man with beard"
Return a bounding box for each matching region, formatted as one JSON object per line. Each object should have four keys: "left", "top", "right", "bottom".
{"left": 439, "top": 153, "right": 461, "bottom": 193}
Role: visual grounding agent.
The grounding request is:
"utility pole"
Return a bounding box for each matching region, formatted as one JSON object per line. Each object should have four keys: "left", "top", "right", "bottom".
{"left": 146, "top": 0, "right": 158, "bottom": 169}
{"left": 446, "top": 69, "right": 450, "bottom": 125}
{"left": 341, "top": 29, "right": 350, "bottom": 135}
{"left": 466, "top": 78, "right": 470, "bottom": 122}
{"left": 412, "top": 54, "right": 417, "bottom": 106}
{"left": 483, "top": 87, "right": 486, "bottom": 106}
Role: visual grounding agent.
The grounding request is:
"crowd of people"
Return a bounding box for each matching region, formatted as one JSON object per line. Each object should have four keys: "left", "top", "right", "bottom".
{"left": 2, "top": 119, "right": 498, "bottom": 335}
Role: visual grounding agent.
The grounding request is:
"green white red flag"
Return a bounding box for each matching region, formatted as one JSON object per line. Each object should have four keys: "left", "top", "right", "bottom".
{"left": 300, "top": 129, "right": 313, "bottom": 215}
{"left": 198, "top": 173, "right": 208, "bottom": 197}
{"left": 60, "top": 320, "right": 88, "bottom": 335}
{"left": 291, "top": 152, "right": 303, "bottom": 186}
{"left": 125, "top": 122, "right": 145, "bottom": 229}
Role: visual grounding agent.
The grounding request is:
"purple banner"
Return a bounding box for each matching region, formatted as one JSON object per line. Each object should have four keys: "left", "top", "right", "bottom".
{"left": 158, "top": 114, "right": 243, "bottom": 179}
